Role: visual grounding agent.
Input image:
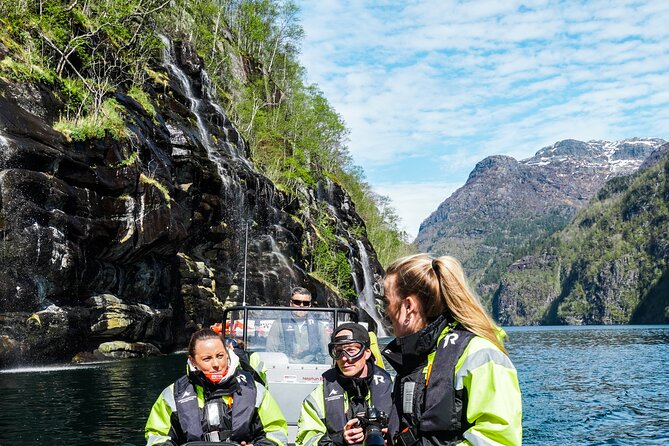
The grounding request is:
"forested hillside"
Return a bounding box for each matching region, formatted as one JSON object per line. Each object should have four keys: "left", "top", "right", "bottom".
{"left": 416, "top": 138, "right": 665, "bottom": 307}
{"left": 0, "top": 0, "right": 413, "bottom": 266}
{"left": 493, "top": 146, "right": 669, "bottom": 325}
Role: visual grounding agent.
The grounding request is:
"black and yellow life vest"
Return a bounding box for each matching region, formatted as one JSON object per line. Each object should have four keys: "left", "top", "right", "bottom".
{"left": 384, "top": 318, "right": 474, "bottom": 444}
{"left": 173, "top": 370, "right": 262, "bottom": 442}
{"left": 322, "top": 363, "right": 393, "bottom": 434}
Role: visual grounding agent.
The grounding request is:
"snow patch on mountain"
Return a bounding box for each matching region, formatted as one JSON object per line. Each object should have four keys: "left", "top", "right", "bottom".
{"left": 524, "top": 138, "right": 666, "bottom": 178}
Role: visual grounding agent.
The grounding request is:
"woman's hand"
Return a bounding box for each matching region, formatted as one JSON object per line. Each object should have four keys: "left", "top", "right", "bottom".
{"left": 240, "top": 442, "right": 254, "bottom": 446}
{"left": 343, "top": 418, "right": 364, "bottom": 445}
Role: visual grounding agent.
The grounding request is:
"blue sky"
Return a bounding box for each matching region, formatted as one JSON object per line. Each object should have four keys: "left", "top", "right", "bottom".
{"left": 295, "top": 0, "right": 669, "bottom": 239}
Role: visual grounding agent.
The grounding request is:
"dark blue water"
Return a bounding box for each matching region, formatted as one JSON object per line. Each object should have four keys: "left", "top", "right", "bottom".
{"left": 505, "top": 325, "right": 669, "bottom": 445}
{"left": 0, "top": 353, "right": 187, "bottom": 445}
{"left": 0, "top": 326, "right": 667, "bottom": 445}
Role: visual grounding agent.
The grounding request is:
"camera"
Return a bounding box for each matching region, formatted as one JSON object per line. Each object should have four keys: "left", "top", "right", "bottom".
{"left": 356, "top": 406, "right": 389, "bottom": 446}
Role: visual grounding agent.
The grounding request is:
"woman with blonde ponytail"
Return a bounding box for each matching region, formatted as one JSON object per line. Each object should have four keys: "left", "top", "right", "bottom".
{"left": 382, "top": 254, "right": 522, "bottom": 446}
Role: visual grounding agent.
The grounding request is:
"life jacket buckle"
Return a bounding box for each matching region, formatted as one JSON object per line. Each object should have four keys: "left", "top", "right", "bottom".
{"left": 394, "top": 427, "right": 419, "bottom": 446}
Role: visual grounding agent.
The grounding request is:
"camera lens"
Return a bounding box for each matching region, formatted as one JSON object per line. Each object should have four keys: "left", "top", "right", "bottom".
{"left": 363, "top": 425, "right": 385, "bottom": 446}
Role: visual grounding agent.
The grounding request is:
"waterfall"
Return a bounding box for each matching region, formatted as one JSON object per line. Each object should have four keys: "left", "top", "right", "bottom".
{"left": 200, "top": 70, "right": 252, "bottom": 169}
{"left": 159, "top": 37, "right": 209, "bottom": 147}
{"left": 118, "top": 196, "right": 135, "bottom": 244}
{"left": 267, "top": 235, "right": 291, "bottom": 269}
{"left": 355, "top": 240, "right": 388, "bottom": 337}
{"left": 32, "top": 222, "right": 42, "bottom": 261}
{"left": 138, "top": 193, "right": 146, "bottom": 235}
{"left": 158, "top": 35, "right": 250, "bottom": 182}
{"left": 316, "top": 178, "right": 341, "bottom": 218}
{"left": 47, "top": 226, "right": 71, "bottom": 270}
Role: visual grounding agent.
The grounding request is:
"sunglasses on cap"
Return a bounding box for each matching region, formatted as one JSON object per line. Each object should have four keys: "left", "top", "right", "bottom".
{"left": 290, "top": 298, "right": 311, "bottom": 307}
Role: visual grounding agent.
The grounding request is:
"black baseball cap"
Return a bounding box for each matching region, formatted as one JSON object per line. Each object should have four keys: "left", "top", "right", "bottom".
{"left": 330, "top": 323, "right": 370, "bottom": 347}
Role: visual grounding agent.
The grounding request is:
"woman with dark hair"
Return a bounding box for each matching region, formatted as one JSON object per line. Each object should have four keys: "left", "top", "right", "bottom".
{"left": 382, "top": 254, "right": 522, "bottom": 446}
{"left": 145, "top": 328, "right": 288, "bottom": 446}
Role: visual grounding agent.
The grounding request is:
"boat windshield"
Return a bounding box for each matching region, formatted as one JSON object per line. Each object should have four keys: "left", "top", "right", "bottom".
{"left": 222, "top": 306, "right": 360, "bottom": 434}
{"left": 224, "top": 307, "right": 356, "bottom": 365}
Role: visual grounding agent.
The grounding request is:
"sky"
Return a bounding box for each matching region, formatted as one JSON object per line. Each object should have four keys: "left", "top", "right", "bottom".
{"left": 295, "top": 0, "right": 669, "bottom": 239}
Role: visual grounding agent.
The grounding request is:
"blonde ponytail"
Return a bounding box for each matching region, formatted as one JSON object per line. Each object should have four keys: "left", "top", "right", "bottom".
{"left": 387, "top": 254, "right": 506, "bottom": 353}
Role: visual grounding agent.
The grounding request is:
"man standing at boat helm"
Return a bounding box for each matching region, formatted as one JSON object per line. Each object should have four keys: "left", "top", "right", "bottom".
{"left": 266, "top": 287, "right": 328, "bottom": 361}
{"left": 295, "top": 323, "right": 393, "bottom": 446}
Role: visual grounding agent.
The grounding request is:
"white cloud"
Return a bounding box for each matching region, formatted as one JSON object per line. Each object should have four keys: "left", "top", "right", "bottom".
{"left": 375, "top": 181, "right": 462, "bottom": 239}
{"left": 297, "top": 0, "right": 669, "bottom": 237}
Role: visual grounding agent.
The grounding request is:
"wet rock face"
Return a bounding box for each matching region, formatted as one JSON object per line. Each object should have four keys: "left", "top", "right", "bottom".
{"left": 95, "top": 340, "right": 162, "bottom": 359}
{"left": 175, "top": 39, "right": 204, "bottom": 77}
{"left": 0, "top": 38, "right": 384, "bottom": 365}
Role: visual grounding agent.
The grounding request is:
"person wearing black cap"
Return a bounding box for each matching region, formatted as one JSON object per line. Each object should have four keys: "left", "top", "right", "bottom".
{"left": 295, "top": 323, "right": 393, "bottom": 446}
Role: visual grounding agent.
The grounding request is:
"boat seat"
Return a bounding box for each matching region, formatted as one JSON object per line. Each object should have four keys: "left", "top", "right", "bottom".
{"left": 255, "top": 351, "right": 290, "bottom": 367}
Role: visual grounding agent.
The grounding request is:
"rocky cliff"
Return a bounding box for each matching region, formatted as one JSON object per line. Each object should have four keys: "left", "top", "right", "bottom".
{"left": 493, "top": 145, "right": 669, "bottom": 325}
{"left": 415, "top": 138, "right": 667, "bottom": 302}
{"left": 0, "top": 37, "right": 384, "bottom": 365}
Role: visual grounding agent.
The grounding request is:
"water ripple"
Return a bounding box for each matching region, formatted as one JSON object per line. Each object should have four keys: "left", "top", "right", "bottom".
{"left": 1, "top": 326, "right": 667, "bottom": 445}
{"left": 507, "top": 326, "right": 669, "bottom": 445}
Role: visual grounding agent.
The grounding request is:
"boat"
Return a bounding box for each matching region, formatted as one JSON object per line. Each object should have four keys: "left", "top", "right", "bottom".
{"left": 220, "top": 305, "right": 371, "bottom": 443}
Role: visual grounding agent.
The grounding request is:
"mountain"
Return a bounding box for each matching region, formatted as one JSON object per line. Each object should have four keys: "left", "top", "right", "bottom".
{"left": 415, "top": 138, "right": 667, "bottom": 302}
{"left": 493, "top": 145, "right": 669, "bottom": 325}
{"left": 0, "top": 3, "right": 394, "bottom": 365}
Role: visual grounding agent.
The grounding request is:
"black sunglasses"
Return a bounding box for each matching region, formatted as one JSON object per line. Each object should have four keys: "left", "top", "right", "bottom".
{"left": 290, "top": 299, "right": 312, "bottom": 307}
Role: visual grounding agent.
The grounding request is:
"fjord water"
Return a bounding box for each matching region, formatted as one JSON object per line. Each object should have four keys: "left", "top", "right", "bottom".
{"left": 506, "top": 325, "right": 669, "bottom": 445}
{"left": 1, "top": 326, "right": 668, "bottom": 445}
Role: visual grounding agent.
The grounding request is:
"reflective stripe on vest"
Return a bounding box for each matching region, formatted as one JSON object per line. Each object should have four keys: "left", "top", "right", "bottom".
{"left": 322, "top": 364, "right": 393, "bottom": 433}
{"left": 173, "top": 370, "right": 259, "bottom": 442}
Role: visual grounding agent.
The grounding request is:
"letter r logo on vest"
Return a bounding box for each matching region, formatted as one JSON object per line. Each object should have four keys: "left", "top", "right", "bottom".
{"left": 442, "top": 332, "right": 459, "bottom": 348}
{"left": 373, "top": 375, "right": 386, "bottom": 385}
{"left": 237, "top": 374, "right": 247, "bottom": 383}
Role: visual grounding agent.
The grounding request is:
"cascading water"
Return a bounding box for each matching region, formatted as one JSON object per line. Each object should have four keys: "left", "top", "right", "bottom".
{"left": 159, "top": 37, "right": 209, "bottom": 146}
{"left": 200, "top": 72, "right": 247, "bottom": 154}
{"left": 47, "top": 226, "right": 72, "bottom": 270}
{"left": 266, "top": 234, "right": 297, "bottom": 278}
{"left": 32, "top": 222, "right": 42, "bottom": 261}
{"left": 138, "top": 194, "right": 146, "bottom": 234}
{"left": 355, "top": 240, "right": 388, "bottom": 336}
{"left": 159, "top": 36, "right": 251, "bottom": 250}
{"left": 0, "top": 133, "right": 11, "bottom": 166}
{"left": 118, "top": 196, "right": 136, "bottom": 244}
{"left": 199, "top": 71, "right": 254, "bottom": 170}
{"left": 316, "top": 179, "right": 340, "bottom": 218}
{"left": 158, "top": 35, "right": 250, "bottom": 183}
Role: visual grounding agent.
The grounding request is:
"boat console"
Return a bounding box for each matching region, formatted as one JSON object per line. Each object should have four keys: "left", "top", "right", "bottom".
{"left": 222, "top": 306, "right": 361, "bottom": 442}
